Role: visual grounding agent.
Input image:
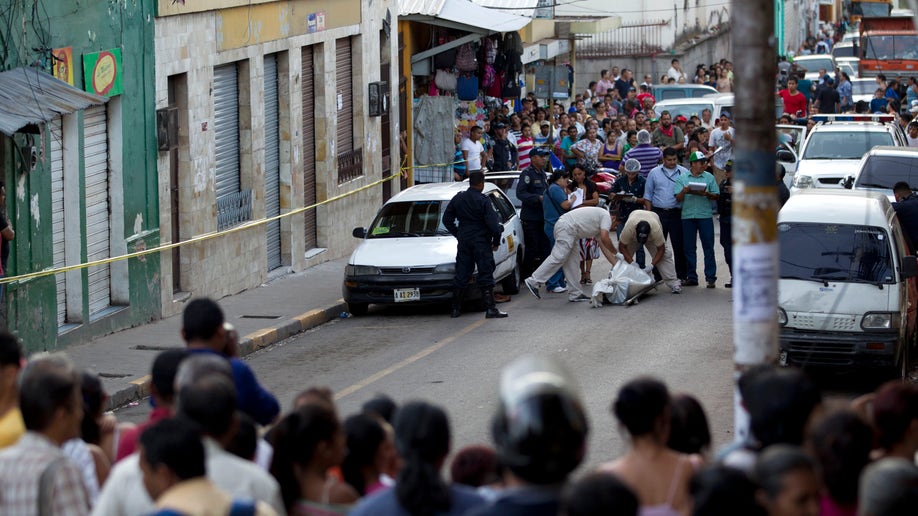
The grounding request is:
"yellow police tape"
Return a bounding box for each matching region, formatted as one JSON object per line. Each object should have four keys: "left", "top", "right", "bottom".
{"left": 0, "top": 159, "right": 467, "bottom": 286}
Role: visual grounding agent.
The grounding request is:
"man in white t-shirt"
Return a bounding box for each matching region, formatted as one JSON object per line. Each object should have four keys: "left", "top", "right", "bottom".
{"left": 524, "top": 207, "right": 619, "bottom": 303}
{"left": 707, "top": 113, "right": 735, "bottom": 184}
{"left": 461, "top": 125, "right": 485, "bottom": 173}
{"left": 667, "top": 58, "right": 685, "bottom": 82}
{"left": 907, "top": 122, "right": 918, "bottom": 148}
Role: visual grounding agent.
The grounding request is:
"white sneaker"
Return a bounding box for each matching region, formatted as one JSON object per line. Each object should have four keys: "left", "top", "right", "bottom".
{"left": 550, "top": 286, "right": 568, "bottom": 293}
{"left": 671, "top": 284, "right": 682, "bottom": 294}
{"left": 568, "top": 293, "right": 591, "bottom": 302}
{"left": 524, "top": 278, "right": 542, "bottom": 299}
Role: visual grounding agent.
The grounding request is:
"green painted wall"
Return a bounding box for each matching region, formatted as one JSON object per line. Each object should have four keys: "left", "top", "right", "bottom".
{"left": 0, "top": 0, "right": 160, "bottom": 353}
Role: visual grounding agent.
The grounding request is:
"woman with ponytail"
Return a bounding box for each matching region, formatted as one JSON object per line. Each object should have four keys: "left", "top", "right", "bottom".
{"left": 268, "top": 404, "right": 359, "bottom": 515}
{"left": 350, "top": 401, "right": 485, "bottom": 516}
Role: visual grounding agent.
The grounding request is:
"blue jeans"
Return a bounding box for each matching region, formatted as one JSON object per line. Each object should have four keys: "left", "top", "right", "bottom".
{"left": 616, "top": 223, "right": 645, "bottom": 268}
{"left": 544, "top": 223, "right": 566, "bottom": 289}
{"left": 682, "top": 218, "right": 716, "bottom": 283}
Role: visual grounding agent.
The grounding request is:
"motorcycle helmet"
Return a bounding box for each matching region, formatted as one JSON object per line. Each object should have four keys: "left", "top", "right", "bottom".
{"left": 491, "top": 355, "right": 589, "bottom": 485}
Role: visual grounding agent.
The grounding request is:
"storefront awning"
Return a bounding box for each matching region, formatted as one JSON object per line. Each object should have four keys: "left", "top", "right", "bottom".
{"left": 400, "top": 0, "right": 533, "bottom": 34}
{"left": 0, "top": 67, "right": 108, "bottom": 137}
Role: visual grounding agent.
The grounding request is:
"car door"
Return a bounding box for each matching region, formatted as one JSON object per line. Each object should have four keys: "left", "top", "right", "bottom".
{"left": 488, "top": 190, "right": 519, "bottom": 276}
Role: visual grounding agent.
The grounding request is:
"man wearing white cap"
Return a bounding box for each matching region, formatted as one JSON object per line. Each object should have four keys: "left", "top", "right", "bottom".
{"left": 675, "top": 151, "right": 719, "bottom": 288}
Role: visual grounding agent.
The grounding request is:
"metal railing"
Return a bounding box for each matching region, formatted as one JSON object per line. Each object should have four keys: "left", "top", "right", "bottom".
{"left": 577, "top": 19, "right": 668, "bottom": 58}
{"left": 216, "top": 189, "right": 253, "bottom": 230}
{"left": 337, "top": 148, "right": 364, "bottom": 184}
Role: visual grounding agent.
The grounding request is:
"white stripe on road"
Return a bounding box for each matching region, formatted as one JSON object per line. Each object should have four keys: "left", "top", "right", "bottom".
{"left": 335, "top": 318, "right": 488, "bottom": 400}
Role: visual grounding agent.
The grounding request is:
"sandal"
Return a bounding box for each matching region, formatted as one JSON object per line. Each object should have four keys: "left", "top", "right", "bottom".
{"left": 583, "top": 271, "right": 592, "bottom": 284}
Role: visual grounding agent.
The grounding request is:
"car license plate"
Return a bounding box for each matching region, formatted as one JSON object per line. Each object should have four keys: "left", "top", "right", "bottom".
{"left": 779, "top": 351, "right": 788, "bottom": 366}
{"left": 394, "top": 288, "right": 420, "bottom": 302}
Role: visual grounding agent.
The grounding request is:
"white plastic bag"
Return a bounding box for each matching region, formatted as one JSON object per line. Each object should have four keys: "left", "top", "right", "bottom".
{"left": 591, "top": 259, "right": 654, "bottom": 306}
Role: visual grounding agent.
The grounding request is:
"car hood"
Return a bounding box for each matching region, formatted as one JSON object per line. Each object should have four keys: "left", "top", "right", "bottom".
{"left": 349, "top": 237, "right": 457, "bottom": 267}
{"left": 780, "top": 279, "right": 896, "bottom": 329}
{"left": 796, "top": 159, "right": 862, "bottom": 177}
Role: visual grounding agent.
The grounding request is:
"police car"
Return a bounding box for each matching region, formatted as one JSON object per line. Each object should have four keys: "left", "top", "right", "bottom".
{"left": 342, "top": 182, "right": 523, "bottom": 316}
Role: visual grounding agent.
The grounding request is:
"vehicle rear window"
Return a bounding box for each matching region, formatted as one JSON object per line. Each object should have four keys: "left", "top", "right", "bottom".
{"left": 778, "top": 223, "right": 893, "bottom": 284}
{"left": 796, "top": 56, "right": 834, "bottom": 72}
{"left": 802, "top": 131, "right": 894, "bottom": 159}
{"left": 655, "top": 103, "right": 713, "bottom": 120}
{"left": 367, "top": 201, "right": 448, "bottom": 238}
{"left": 855, "top": 155, "right": 918, "bottom": 190}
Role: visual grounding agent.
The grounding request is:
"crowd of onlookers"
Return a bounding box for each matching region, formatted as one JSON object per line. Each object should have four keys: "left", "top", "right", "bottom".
{"left": 1, "top": 296, "right": 917, "bottom": 515}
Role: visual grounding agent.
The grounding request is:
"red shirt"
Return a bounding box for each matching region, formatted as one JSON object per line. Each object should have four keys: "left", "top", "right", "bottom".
{"left": 779, "top": 89, "right": 808, "bottom": 117}
{"left": 115, "top": 406, "right": 171, "bottom": 461}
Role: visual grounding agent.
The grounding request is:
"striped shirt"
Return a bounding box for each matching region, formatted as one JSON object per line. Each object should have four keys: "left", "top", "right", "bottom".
{"left": 0, "top": 432, "right": 91, "bottom": 516}
{"left": 623, "top": 144, "right": 663, "bottom": 177}
{"left": 517, "top": 137, "right": 534, "bottom": 170}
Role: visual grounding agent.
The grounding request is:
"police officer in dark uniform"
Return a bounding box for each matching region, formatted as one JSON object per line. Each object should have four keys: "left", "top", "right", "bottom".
{"left": 491, "top": 122, "right": 517, "bottom": 172}
{"left": 443, "top": 171, "right": 508, "bottom": 319}
{"left": 516, "top": 147, "right": 551, "bottom": 278}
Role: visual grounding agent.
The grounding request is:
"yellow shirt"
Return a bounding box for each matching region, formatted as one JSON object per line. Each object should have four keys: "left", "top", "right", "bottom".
{"left": 0, "top": 408, "right": 25, "bottom": 449}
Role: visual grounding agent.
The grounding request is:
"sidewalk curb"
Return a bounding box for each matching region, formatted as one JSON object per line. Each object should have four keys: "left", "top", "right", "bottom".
{"left": 106, "top": 299, "right": 347, "bottom": 411}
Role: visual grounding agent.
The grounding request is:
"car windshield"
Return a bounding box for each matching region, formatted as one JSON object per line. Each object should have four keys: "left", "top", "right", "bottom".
{"left": 779, "top": 223, "right": 894, "bottom": 284}
{"left": 485, "top": 176, "right": 522, "bottom": 209}
{"left": 855, "top": 155, "right": 918, "bottom": 189}
{"left": 802, "top": 130, "right": 893, "bottom": 159}
{"left": 863, "top": 35, "right": 918, "bottom": 60}
{"left": 655, "top": 103, "right": 713, "bottom": 120}
{"left": 366, "top": 200, "right": 449, "bottom": 238}
{"left": 851, "top": 79, "right": 877, "bottom": 96}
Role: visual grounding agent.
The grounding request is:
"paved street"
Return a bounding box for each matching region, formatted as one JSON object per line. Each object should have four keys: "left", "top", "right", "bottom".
{"left": 116, "top": 255, "right": 737, "bottom": 472}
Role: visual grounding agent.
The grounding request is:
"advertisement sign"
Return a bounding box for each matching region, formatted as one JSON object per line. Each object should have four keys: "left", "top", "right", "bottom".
{"left": 83, "top": 48, "right": 123, "bottom": 97}
{"left": 52, "top": 47, "right": 74, "bottom": 85}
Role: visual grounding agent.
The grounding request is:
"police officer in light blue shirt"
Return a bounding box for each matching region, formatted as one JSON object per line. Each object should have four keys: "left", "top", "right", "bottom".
{"left": 643, "top": 147, "right": 688, "bottom": 279}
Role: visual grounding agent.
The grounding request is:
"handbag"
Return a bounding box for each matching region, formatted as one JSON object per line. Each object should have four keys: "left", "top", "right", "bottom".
{"left": 486, "top": 70, "right": 504, "bottom": 97}
{"left": 456, "top": 43, "right": 477, "bottom": 72}
{"left": 502, "top": 74, "right": 521, "bottom": 98}
{"left": 435, "top": 69, "right": 457, "bottom": 92}
{"left": 457, "top": 74, "right": 479, "bottom": 101}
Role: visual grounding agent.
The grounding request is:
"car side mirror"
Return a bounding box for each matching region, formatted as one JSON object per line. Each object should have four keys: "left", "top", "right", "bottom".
{"left": 776, "top": 149, "right": 795, "bottom": 163}
{"left": 902, "top": 255, "right": 917, "bottom": 279}
{"left": 842, "top": 176, "right": 853, "bottom": 189}
{"left": 352, "top": 227, "right": 367, "bottom": 239}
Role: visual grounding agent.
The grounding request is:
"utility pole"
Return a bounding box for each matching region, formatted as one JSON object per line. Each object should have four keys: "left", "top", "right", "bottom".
{"left": 730, "top": 0, "right": 779, "bottom": 440}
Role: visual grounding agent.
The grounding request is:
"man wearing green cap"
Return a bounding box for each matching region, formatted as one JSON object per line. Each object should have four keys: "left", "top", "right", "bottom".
{"left": 675, "top": 152, "right": 719, "bottom": 288}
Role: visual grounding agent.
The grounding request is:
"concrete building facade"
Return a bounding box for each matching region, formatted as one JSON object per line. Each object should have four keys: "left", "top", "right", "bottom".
{"left": 154, "top": 0, "right": 400, "bottom": 317}
{"left": 0, "top": 0, "right": 161, "bottom": 353}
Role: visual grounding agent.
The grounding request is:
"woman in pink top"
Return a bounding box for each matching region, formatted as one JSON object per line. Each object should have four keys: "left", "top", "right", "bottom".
{"left": 598, "top": 377, "right": 701, "bottom": 516}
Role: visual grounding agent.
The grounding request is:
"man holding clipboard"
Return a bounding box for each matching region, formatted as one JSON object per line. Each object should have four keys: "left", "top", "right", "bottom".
{"left": 674, "top": 152, "right": 720, "bottom": 288}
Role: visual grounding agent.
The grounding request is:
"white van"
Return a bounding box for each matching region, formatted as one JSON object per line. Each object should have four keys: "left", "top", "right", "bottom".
{"left": 777, "top": 190, "right": 917, "bottom": 379}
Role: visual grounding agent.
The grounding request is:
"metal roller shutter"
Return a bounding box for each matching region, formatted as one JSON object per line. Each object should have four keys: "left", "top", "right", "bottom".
{"left": 264, "top": 55, "right": 281, "bottom": 270}
{"left": 83, "top": 106, "right": 111, "bottom": 315}
{"left": 335, "top": 38, "right": 353, "bottom": 153}
{"left": 302, "top": 46, "right": 317, "bottom": 249}
{"left": 50, "top": 118, "right": 66, "bottom": 325}
{"left": 214, "top": 64, "right": 240, "bottom": 199}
